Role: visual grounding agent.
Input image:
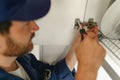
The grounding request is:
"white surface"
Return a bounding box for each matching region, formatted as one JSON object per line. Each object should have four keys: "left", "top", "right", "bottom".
{"left": 101, "top": 39, "right": 120, "bottom": 67}
{"left": 105, "top": 55, "right": 120, "bottom": 77}
{"left": 33, "top": 0, "right": 87, "bottom": 45}
{"left": 97, "top": 66, "right": 112, "bottom": 80}
{"left": 30, "top": 45, "right": 40, "bottom": 60}
{"left": 101, "top": 40, "right": 120, "bottom": 77}
{"left": 33, "top": 0, "right": 110, "bottom": 45}
{"left": 101, "top": 0, "right": 120, "bottom": 39}
{"left": 83, "top": 0, "right": 110, "bottom": 26}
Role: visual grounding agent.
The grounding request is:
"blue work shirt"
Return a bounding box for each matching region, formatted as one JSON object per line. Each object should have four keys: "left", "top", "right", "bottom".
{"left": 0, "top": 53, "right": 75, "bottom": 80}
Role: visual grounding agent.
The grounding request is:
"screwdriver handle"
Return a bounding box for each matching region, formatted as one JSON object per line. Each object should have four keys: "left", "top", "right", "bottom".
{"left": 80, "top": 28, "right": 86, "bottom": 40}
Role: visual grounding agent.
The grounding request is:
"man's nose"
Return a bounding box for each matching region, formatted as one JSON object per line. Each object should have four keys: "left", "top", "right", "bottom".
{"left": 31, "top": 21, "right": 40, "bottom": 33}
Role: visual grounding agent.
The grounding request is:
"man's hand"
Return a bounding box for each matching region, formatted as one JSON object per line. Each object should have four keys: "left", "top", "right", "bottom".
{"left": 75, "top": 27, "right": 106, "bottom": 80}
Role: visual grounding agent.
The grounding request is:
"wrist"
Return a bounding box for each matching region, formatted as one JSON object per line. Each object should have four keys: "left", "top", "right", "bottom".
{"left": 75, "top": 64, "right": 98, "bottom": 80}
{"left": 77, "top": 60, "right": 100, "bottom": 72}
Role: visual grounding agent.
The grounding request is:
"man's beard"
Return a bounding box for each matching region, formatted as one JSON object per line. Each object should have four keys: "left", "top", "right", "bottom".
{"left": 3, "top": 36, "right": 33, "bottom": 57}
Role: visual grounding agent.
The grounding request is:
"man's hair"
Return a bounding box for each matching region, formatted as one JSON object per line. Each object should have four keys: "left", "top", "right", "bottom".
{"left": 0, "top": 21, "right": 11, "bottom": 34}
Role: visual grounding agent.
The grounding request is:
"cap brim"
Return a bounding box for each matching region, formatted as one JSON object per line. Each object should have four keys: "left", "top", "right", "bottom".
{"left": 10, "top": 0, "right": 51, "bottom": 21}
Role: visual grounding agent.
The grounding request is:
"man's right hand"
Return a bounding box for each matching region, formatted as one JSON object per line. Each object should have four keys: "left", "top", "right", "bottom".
{"left": 75, "top": 27, "right": 106, "bottom": 80}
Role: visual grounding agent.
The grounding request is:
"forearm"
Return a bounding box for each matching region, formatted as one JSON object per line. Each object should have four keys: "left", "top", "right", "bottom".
{"left": 65, "top": 49, "right": 77, "bottom": 71}
{"left": 65, "top": 31, "right": 81, "bottom": 71}
{"left": 75, "top": 64, "right": 98, "bottom": 80}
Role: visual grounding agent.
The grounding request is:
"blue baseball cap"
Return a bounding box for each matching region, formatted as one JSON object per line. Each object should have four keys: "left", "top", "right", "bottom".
{"left": 0, "top": 0, "right": 51, "bottom": 22}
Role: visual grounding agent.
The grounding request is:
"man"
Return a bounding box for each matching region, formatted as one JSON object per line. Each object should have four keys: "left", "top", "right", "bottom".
{"left": 0, "top": 0, "right": 106, "bottom": 80}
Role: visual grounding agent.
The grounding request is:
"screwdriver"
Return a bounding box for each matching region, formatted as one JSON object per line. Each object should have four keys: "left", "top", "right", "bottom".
{"left": 77, "top": 21, "right": 86, "bottom": 40}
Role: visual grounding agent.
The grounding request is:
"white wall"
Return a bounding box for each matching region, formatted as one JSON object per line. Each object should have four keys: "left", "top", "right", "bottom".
{"left": 33, "top": 0, "right": 111, "bottom": 45}
{"left": 33, "top": 0, "right": 87, "bottom": 45}
{"left": 84, "top": 0, "right": 111, "bottom": 26}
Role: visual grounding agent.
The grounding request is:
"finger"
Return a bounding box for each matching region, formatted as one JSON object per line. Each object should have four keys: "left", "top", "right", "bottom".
{"left": 86, "top": 31, "right": 99, "bottom": 42}
{"left": 87, "top": 26, "right": 98, "bottom": 36}
{"left": 93, "top": 26, "right": 98, "bottom": 35}
{"left": 86, "top": 31, "right": 96, "bottom": 39}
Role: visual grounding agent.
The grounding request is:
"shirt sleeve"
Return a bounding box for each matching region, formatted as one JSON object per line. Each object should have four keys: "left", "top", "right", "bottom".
{"left": 18, "top": 53, "right": 75, "bottom": 80}
{"left": 50, "top": 59, "right": 75, "bottom": 80}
